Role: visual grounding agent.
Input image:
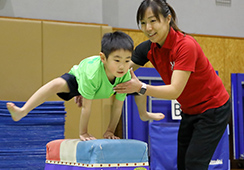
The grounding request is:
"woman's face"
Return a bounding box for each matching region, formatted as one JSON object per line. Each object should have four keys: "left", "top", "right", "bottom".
{"left": 140, "top": 7, "right": 171, "bottom": 46}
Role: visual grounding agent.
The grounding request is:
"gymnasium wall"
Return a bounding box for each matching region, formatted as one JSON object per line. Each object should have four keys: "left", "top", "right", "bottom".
{"left": 1, "top": 17, "right": 243, "bottom": 141}
{"left": 0, "top": 0, "right": 243, "bottom": 38}
{"left": 0, "top": 17, "right": 113, "bottom": 139}
{"left": 114, "top": 28, "right": 244, "bottom": 95}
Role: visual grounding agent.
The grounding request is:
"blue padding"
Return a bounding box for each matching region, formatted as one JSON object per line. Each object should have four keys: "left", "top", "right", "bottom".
{"left": 149, "top": 122, "right": 230, "bottom": 170}
{"left": 123, "top": 95, "right": 149, "bottom": 143}
{"left": 0, "top": 100, "right": 66, "bottom": 169}
{"left": 135, "top": 67, "right": 161, "bottom": 78}
{"left": 149, "top": 122, "right": 179, "bottom": 170}
{"left": 151, "top": 100, "right": 180, "bottom": 123}
{"left": 124, "top": 95, "right": 179, "bottom": 144}
{"left": 0, "top": 100, "right": 64, "bottom": 107}
{"left": 231, "top": 73, "right": 244, "bottom": 159}
{"left": 209, "top": 129, "right": 229, "bottom": 169}
{"left": 76, "top": 139, "right": 148, "bottom": 164}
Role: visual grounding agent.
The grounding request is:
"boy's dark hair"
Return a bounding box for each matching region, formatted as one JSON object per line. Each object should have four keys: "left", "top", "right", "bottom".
{"left": 101, "top": 31, "right": 134, "bottom": 58}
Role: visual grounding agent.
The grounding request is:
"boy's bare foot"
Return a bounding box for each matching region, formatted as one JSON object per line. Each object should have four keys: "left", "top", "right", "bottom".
{"left": 6, "top": 102, "right": 26, "bottom": 121}
{"left": 140, "top": 112, "right": 165, "bottom": 121}
{"left": 148, "top": 112, "right": 165, "bottom": 121}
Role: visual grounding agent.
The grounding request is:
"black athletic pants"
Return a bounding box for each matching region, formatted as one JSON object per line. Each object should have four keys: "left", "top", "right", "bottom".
{"left": 177, "top": 99, "right": 231, "bottom": 170}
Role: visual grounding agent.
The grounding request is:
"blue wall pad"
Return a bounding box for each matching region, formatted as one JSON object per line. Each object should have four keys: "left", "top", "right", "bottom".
{"left": 149, "top": 122, "right": 230, "bottom": 170}
{"left": 0, "top": 100, "right": 66, "bottom": 169}
{"left": 231, "top": 73, "right": 244, "bottom": 160}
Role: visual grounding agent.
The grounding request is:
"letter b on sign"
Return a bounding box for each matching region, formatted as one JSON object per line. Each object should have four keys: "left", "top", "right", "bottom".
{"left": 171, "top": 100, "right": 182, "bottom": 120}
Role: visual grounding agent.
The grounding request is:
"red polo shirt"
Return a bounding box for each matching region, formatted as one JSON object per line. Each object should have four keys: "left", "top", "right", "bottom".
{"left": 132, "top": 27, "right": 229, "bottom": 115}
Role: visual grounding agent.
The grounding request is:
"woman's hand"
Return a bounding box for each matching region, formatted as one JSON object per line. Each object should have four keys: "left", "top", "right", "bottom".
{"left": 113, "top": 68, "right": 142, "bottom": 94}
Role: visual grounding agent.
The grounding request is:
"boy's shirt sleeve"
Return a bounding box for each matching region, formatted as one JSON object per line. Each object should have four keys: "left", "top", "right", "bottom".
{"left": 115, "top": 70, "right": 132, "bottom": 101}
{"left": 68, "top": 56, "right": 101, "bottom": 100}
{"left": 77, "top": 72, "right": 98, "bottom": 100}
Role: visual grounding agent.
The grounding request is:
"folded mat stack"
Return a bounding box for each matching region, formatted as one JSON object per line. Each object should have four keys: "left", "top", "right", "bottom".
{"left": 0, "top": 100, "right": 66, "bottom": 169}
{"left": 45, "top": 139, "right": 149, "bottom": 170}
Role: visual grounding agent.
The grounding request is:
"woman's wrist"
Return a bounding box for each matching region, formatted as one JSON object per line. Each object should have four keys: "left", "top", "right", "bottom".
{"left": 138, "top": 82, "right": 147, "bottom": 95}
{"left": 137, "top": 81, "right": 143, "bottom": 93}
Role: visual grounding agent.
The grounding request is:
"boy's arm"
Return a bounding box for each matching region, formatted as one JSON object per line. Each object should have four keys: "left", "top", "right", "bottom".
{"left": 103, "top": 98, "right": 124, "bottom": 139}
{"left": 79, "top": 98, "right": 96, "bottom": 141}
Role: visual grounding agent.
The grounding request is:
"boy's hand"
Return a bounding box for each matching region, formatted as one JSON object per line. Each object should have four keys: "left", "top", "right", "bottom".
{"left": 74, "top": 95, "right": 83, "bottom": 107}
{"left": 79, "top": 133, "right": 96, "bottom": 141}
{"left": 103, "top": 130, "right": 120, "bottom": 139}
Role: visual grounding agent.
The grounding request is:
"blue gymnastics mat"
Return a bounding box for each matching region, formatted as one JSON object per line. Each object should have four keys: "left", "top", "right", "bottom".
{"left": 0, "top": 100, "right": 66, "bottom": 169}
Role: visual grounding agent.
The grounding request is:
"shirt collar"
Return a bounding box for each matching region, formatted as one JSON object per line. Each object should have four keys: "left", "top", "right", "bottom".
{"left": 154, "top": 27, "right": 176, "bottom": 50}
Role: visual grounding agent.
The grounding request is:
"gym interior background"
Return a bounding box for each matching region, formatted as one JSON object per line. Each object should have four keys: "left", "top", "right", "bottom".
{"left": 0, "top": 0, "right": 243, "bottom": 169}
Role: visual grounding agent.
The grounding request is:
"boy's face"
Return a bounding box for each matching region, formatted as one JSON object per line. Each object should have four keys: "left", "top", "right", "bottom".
{"left": 101, "top": 49, "right": 132, "bottom": 80}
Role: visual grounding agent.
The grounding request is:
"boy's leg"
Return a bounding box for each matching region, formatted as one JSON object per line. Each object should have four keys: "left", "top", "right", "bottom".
{"left": 7, "top": 77, "right": 69, "bottom": 121}
{"left": 183, "top": 100, "right": 231, "bottom": 170}
{"left": 134, "top": 95, "right": 165, "bottom": 121}
{"left": 134, "top": 95, "right": 148, "bottom": 121}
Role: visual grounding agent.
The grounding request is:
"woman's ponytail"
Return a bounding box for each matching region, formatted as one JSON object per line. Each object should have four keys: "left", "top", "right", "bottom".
{"left": 166, "top": 2, "right": 185, "bottom": 34}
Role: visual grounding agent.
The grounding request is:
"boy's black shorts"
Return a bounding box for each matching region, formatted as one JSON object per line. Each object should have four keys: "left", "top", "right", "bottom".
{"left": 57, "top": 73, "right": 81, "bottom": 101}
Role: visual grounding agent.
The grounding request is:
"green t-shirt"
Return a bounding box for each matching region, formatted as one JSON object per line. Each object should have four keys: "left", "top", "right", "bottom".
{"left": 69, "top": 56, "right": 131, "bottom": 101}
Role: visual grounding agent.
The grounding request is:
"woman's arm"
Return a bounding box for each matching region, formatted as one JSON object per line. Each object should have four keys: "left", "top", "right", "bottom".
{"left": 114, "top": 69, "right": 191, "bottom": 100}
{"left": 146, "top": 70, "right": 191, "bottom": 99}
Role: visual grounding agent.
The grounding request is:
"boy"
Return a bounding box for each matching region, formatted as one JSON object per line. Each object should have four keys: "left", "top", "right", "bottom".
{"left": 7, "top": 31, "right": 134, "bottom": 141}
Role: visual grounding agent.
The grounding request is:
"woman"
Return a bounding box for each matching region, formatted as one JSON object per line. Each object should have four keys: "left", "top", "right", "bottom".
{"left": 113, "top": 0, "right": 231, "bottom": 169}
